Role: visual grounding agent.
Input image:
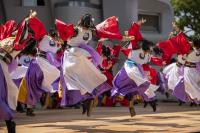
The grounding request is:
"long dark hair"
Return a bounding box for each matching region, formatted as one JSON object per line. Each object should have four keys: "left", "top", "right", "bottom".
{"left": 193, "top": 39, "right": 200, "bottom": 50}
{"left": 102, "top": 45, "right": 111, "bottom": 58}
{"left": 138, "top": 39, "right": 154, "bottom": 52}
{"left": 19, "top": 38, "right": 37, "bottom": 56}
{"left": 77, "top": 14, "right": 96, "bottom": 35}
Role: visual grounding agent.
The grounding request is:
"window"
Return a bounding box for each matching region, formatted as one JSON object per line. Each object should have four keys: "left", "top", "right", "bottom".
{"left": 21, "top": 0, "right": 45, "bottom": 6}
{"left": 37, "top": 0, "right": 45, "bottom": 6}
{"left": 138, "top": 13, "right": 160, "bottom": 33}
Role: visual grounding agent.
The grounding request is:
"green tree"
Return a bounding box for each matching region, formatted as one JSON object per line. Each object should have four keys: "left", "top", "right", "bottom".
{"left": 171, "top": 0, "right": 200, "bottom": 39}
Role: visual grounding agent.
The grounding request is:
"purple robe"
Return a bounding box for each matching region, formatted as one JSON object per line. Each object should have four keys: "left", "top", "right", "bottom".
{"left": 111, "top": 65, "right": 155, "bottom": 102}
{"left": 0, "top": 64, "right": 14, "bottom": 120}
{"left": 25, "top": 59, "right": 44, "bottom": 106}
{"left": 157, "top": 72, "right": 168, "bottom": 94}
{"left": 172, "top": 78, "right": 188, "bottom": 102}
{"left": 13, "top": 78, "right": 23, "bottom": 88}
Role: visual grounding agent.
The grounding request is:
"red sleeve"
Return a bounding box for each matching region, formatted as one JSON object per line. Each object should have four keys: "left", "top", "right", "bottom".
{"left": 112, "top": 44, "right": 122, "bottom": 58}
{"left": 150, "top": 56, "right": 164, "bottom": 66}
{"left": 170, "top": 32, "right": 191, "bottom": 55}
{"left": 121, "top": 48, "right": 131, "bottom": 57}
{"left": 96, "top": 42, "right": 103, "bottom": 55}
{"left": 4, "top": 20, "right": 16, "bottom": 38}
{"left": 128, "top": 22, "right": 142, "bottom": 48}
{"left": 96, "top": 16, "right": 123, "bottom": 40}
{"left": 55, "top": 19, "right": 74, "bottom": 41}
{"left": 0, "top": 25, "right": 5, "bottom": 40}
{"left": 28, "top": 17, "right": 47, "bottom": 41}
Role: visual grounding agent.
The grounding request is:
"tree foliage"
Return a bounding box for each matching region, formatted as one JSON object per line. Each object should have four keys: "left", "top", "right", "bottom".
{"left": 171, "top": 0, "right": 200, "bottom": 38}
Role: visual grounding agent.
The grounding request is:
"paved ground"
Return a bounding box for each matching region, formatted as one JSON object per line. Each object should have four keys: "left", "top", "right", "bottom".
{"left": 0, "top": 102, "right": 200, "bottom": 133}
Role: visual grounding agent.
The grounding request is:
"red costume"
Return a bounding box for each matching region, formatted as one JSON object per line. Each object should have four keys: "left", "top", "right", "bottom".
{"left": 13, "top": 17, "right": 46, "bottom": 50}
{"left": 96, "top": 16, "right": 122, "bottom": 40}
{"left": 157, "top": 31, "right": 191, "bottom": 64}
{"left": 0, "top": 20, "right": 16, "bottom": 40}
{"left": 55, "top": 19, "right": 74, "bottom": 41}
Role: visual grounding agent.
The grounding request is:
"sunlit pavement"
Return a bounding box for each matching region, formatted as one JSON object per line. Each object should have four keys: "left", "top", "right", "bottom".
{"left": 0, "top": 102, "right": 200, "bottom": 133}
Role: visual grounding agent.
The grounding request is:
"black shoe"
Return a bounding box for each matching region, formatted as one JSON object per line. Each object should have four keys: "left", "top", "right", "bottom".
{"left": 165, "top": 92, "right": 169, "bottom": 99}
{"left": 74, "top": 104, "right": 81, "bottom": 109}
{"left": 143, "top": 101, "right": 148, "bottom": 108}
{"left": 129, "top": 98, "right": 136, "bottom": 117}
{"left": 5, "top": 120, "right": 16, "bottom": 133}
{"left": 16, "top": 102, "right": 25, "bottom": 113}
{"left": 82, "top": 102, "right": 87, "bottom": 115}
{"left": 178, "top": 100, "right": 184, "bottom": 106}
{"left": 86, "top": 99, "right": 94, "bottom": 117}
{"left": 190, "top": 102, "right": 194, "bottom": 107}
{"left": 133, "top": 101, "right": 138, "bottom": 105}
{"left": 129, "top": 107, "right": 136, "bottom": 117}
{"left": 190, "top": 102, "right": 197, "bottom": 107}
{"left": 26, "top": 108, "right": 35, "bottom": 116}
{"left": 149, "top": 101, "right": 157, "bottom": 112}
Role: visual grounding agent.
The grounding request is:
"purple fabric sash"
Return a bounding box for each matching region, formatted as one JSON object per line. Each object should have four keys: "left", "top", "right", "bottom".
{"left": 8, "top": 59, "right": 18, "bottom": 73}
{"left": 196, "top": 62, "right": 200, "bottom": 73}
{"left": 137, "top": 64, "right": 146, "bottom": 78}
{"left": 79, "top": 44, "right": 101, "bottom": 67}
{"left": 0, "top": 64, "right": 14, "bottom": 120}
{"left": 46, "top": 51, "right": 61, "bottom": 68}
{"left": 177, "top": 66, "right": 184, "bottom": 76}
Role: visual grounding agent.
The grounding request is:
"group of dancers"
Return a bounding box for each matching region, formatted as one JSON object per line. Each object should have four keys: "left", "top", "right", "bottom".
{"left": 0, "top": 10, "right": 200, "bottom": 133}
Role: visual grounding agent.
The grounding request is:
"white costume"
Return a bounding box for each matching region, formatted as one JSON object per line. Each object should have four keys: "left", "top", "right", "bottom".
{"left": 37, "top": 35, "right": 61, "bottom": 92}
{"left": 184, "top": 50, "right": 200, "bottom": 101}
{"left": 125, "top": 49, "right": 159, "bottom": 98}
{"left": 63, "top": 27, "right": 107, "bottom": 95}
{"left": 163, "top": 55, "right": 186, "bottom": 91}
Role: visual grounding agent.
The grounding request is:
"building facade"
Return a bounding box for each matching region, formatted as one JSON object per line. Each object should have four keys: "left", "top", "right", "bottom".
{"left": 0, "top": 0, "right": 173, "bottom": 42}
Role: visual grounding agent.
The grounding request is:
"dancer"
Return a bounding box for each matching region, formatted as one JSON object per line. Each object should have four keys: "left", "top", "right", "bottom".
{"left": 0, "top": 35, "right": 18, "bottom": 133}
{"left": 159, "top": 22, "right": 191, "bottom": 105}
{"left": 0, "top": 11, "right": 38, "bottom": 132}
{"left": 182, "top": 39, "right": 200, "bottom": 105}
{"left": 60, "top": 14, "right": 112, "bottom": 116}
{"left": 97, "top": 42, "right": 122, "bottom": 106}
{"left": 18, "top": 27, "right": 61, "bottom": 116}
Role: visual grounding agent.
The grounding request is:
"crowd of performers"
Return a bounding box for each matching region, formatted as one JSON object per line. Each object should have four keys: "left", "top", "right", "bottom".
{"left": 0, "top": 10, "right": 200, "bottom": 133}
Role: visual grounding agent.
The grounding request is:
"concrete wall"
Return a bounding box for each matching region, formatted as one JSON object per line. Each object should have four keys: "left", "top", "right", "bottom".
{"left": 2, "top": 0, "right": 52, "bottom": 30}
{"left": 0, "top": 0, "right": 6, "bottom": 23}
{"left": 103, "top": 0, "right": 173, "bottom": 42}
{"left": 138, "top": 0, "right": 173, "bottom": 42}
{"left": 55, "top": 6, "right": 102, "bottom": 25}
{"left": 102, "top": 0, "right": 138, "bottom": 33}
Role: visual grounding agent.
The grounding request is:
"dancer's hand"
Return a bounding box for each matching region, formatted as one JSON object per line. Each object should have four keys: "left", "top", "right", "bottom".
{"left": 25, "top": 10, "right": 37, "bottom": 21}
{"left": 98, "top": 38, "right": 108, "bottom": 42}
{"left": 162, "top": 61, "right": 167, "bottom": 66}
{"left": 137, "top": 18, "right": 146, "bottom": 26}
{"left": 122, "top": 35, "right": 135, "bottom": 41}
